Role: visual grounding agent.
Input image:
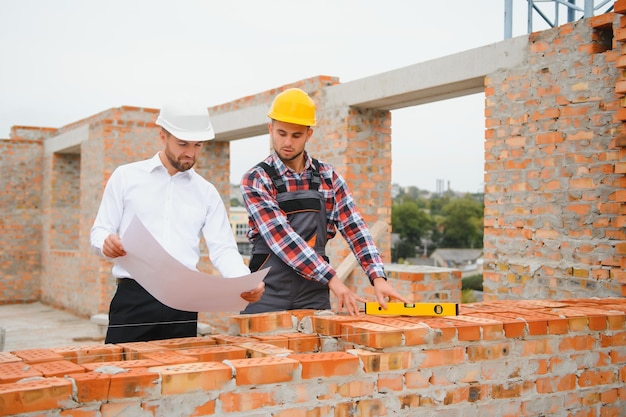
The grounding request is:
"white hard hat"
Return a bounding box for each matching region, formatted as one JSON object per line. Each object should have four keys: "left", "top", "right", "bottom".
{"left": 156, "top": 100, "right": 215, "bottom": 141}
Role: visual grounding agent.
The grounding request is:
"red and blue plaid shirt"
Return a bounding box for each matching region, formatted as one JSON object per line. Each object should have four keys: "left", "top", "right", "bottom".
{"left": 240, "top": 151, "right": 386, "bottom": 285}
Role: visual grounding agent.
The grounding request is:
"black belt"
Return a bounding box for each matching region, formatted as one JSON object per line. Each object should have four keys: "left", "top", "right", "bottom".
{"left": 116, "top": 278, "right": 137, "bottom": 286}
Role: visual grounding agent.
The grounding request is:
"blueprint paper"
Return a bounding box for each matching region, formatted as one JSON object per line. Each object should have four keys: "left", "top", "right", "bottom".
{"left": 116, "top": 216, "right": 267, "bottom": 312}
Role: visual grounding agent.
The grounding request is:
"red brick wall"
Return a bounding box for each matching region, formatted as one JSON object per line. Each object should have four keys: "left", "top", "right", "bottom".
{"left": 0, "top": 298, "right": 624, "bottom": 416}
{"left": 0, "top": 130, "right": 46, "bottom": 303}
{"left": 483, "top": 13, "right": 626, "bottom": 300}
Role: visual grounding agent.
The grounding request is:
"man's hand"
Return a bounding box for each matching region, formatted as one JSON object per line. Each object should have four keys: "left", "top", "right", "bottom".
{"left": 102, "top": 234, "right": 126, "bottom": 258}
{"left": 372, "top": 277, "right": 410, "bottom": 310}
{"left": 328, "top": 276, "right": 366, "bottom": 315}
{"left": 241, "top": 282, "right": 265, "bottom": 303}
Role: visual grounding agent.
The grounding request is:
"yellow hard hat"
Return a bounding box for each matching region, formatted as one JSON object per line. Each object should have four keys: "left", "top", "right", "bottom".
{"left": 267, "top": 88, "right": 316, "bottom": 127}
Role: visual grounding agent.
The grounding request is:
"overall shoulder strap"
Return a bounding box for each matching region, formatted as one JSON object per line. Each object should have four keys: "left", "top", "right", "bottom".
{"left": 309, "top": 158, "right": 321, "bottom": 190}
{"left": 256, "top": 162, "right": 287, "bottom": 193}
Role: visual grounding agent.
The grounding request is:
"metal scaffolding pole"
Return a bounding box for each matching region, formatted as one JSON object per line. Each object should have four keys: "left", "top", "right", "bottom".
{"left": 504, "top": 0, "right": 613, "bottom": 39}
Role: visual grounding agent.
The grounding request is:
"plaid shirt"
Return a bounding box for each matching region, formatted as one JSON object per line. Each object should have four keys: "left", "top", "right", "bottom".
{"left": 240, "top": 151, "right": 386, "bottom": 285}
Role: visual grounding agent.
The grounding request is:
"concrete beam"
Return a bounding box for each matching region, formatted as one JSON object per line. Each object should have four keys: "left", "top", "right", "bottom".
{"left": 45, "top": 36, "right": 529, "bottom": 149}
{"left": 44, "top": 124, "right": 88, "bottom": 155}
{"left": 211, "top": 104, "right": 268, "bottom": 142}
{"left": 325, "top": 35, "right": 529, "bottom": 110}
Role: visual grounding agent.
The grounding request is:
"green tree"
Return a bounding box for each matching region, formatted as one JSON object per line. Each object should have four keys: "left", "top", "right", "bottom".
{"left": 440, "top": 195, "right": 484, "bottom": 248}
{"left": 392, "top": 239, "right": 417, "bottom": 262}
{"left": 427, "top": 194, "right": 451, "bottom": 217}
{"left": 391, "top": 201, "right": 435, "bottom": 261}
{"left": 392, "top": 201, "right": 434, "bottom": 245}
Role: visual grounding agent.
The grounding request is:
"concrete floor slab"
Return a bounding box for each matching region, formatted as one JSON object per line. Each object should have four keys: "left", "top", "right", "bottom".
{"left": 0, "top": 302, "right": 104, "bottom": 352}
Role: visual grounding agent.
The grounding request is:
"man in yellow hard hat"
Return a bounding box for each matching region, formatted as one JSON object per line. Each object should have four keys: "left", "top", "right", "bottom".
{"left": 240, "top": 88, "right": 409, "bottom": 315}
{"left": 91, "top": 100, "right": 264, "bottom": 343}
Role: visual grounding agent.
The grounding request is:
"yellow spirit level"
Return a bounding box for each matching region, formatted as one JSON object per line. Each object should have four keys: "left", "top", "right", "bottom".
{"left": 364, "top": 302, "right": 459, "bottom": 317}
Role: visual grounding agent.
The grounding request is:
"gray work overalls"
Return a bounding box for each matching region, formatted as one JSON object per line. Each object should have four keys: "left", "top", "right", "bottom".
{"left": 242, "top": 159, "right": 330, "bottom": 313}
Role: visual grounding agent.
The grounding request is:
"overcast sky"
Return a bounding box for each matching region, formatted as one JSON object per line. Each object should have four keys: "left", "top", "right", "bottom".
{"left": 1, "top": 1, "right": 568, "bottom": 192}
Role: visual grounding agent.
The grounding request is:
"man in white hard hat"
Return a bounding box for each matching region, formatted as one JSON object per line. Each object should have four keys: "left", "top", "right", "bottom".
{"left": 90, "top": 101, "right": 264, "bottom": 343}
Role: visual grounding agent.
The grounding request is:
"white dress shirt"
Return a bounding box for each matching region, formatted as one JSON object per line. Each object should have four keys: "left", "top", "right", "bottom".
{"left": 90, "top": 153, "right": 250, "bottom": 279}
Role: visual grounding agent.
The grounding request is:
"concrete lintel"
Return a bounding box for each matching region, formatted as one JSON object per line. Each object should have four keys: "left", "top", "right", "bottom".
{"left": 44, "top": 124, "right": 89, "bottom": 155}
{"left": 325, "top": 35, "right": 529, "bottom": 110}
{"left": 211, "top": 104, "right": 269, "bottom": 142}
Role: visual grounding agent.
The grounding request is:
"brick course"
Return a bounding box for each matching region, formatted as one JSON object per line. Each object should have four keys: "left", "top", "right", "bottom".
{"left": 0, "top": 298, "right": 623, "bottom": 416}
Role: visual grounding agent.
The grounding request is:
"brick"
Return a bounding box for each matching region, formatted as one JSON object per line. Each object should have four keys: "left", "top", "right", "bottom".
{"left": 99, "top": 400, "right": 144, "bottom": 417}
{"left": 107, "top": 367, "right": 159, "bottom": 399}
{"left": 229, "top": 311, "right": 294, "bottom": 334}
{"left": 51, "top": 344, "right": 125, "bottom": 364}
{"left": 0, "top": 362, "right": 43, "bottom": 383}
{"left": 0, "top": 377, "right": 72, "bottom": 416}
{"left": 148, "top": 336, "right": 216, "bottom": 349}
{"left": 289, "top": 352, "right": 359, "bottom": 379}
{"left": 211, "top": 334, "right": 258, "bottom": 345}
{"left": 114, "top": 341, "right": 163, "bottom": 360}
{"left": 536, "top": 374, "right": 576, "bottom": 393}
{"left": 419, "top": 347, "right": 465, "bottom": 368}
{"left": 558, "top": 335, "right": 595, "bottom": 351}
{"left": 149, "top": 362, "right": 232, "bottom": 394}
{"left": 309, "top": 314, "right": 367, "bottom": 337}
{"left": 30, "top": 360, "right": 86, "bottom": 377}
{"left": 616, "top": 0, "right": 626, "bottom": 14}
{"left": 237, "top": 341, "right": 293, "bottom": 358}
{"left": 341, "top": 321, "right": 403, "bottom": 348}
{"left": 366, "top": 317, "right": 431, "bottom": 345}
{"left": 492, "top": 381, "right": 524, "bottom": 399}
{"left": 337, "top": 397, "right": 384, "bottom": 415}
{"left": 219, "top": 390, "right": 278, "bottom": 413}
{"left": 66, "top": 371, "right": 111, "bottom": 402}
{"left": 520, "top": 338, "right": 554, "bottom": 356}
{"left": 273, "top": 405, "right": 333, "bottom": 417}
{"left": 176, "top": 345, "right": 247, "bottom": 362}
{"left": 467, "top": 342, "right": 512, "bottom": 361}
{"left": 378, "top": 373, "right": 403, "bottom": 392}
{"left": 189, "top": 399, "right": 216, "bottom": 417}
{"left": 10, "top": 348, "right": 64, "bottom": 364}
{"left": 0, "top": 352, "right": 22, "bottom": 364}
{"left": 251, "top": 334, "right": 290, "bottom": 348}
{"left": 59, "top": 408, "right": 101, "bottom": 417}
{"left": 589, "top": 12, "right": 614, "bottom": 28}
{"left": 228, "top": 357, "right": 299, "bottom": 385}
{"left": 334, "top": 380, "right": 377, "bottom": 399}
{"left": 348, "top": 348, "right": 411, "bottom": 373}
{"left": 138, "top": 351, "right": 199, "bottom": 365}
{"left": 282, "top": 332, "right": 320, "bottom": 352}
{"left": 600, "top": 331, "right": 626, "bottom": 348}
{"left": 81, "top": 359, "right": 161, "bottom": 371}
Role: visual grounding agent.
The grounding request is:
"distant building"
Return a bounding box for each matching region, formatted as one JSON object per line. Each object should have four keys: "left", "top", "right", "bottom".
{"left": 430, "top": 248, "right": 483, "bottom": 278}
{"left": 229, "top": 206, "right": 252, "bottom": 256}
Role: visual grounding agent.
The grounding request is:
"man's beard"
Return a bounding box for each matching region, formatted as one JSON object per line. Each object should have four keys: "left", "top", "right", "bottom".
{"left": 165, "top": 147, "right": 195, "bottom": 172}
{"left": 277, "top": 148, "right": 304, "bottom": 162}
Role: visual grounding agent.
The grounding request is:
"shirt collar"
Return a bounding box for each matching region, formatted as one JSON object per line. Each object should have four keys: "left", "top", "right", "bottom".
{"left": 269, "top": 151, "right": 313, "bottom": 176}
{"left": 148, "top": 152, "right": 193, "bottom": 178}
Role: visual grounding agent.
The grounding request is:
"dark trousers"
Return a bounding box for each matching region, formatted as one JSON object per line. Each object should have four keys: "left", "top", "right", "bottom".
{"left": 105, "top": 278, "right": 197, "bottom": 344}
